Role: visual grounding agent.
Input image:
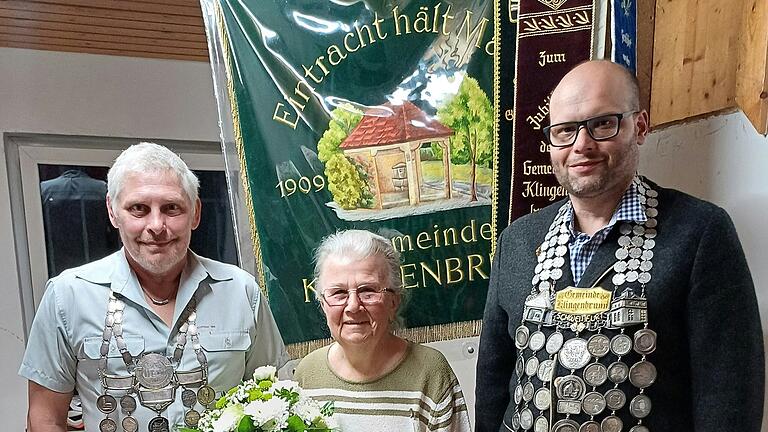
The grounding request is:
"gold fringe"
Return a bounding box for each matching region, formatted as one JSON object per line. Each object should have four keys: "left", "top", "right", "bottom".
{"left": 286, "top": 320, "right": 483, "bottom": 359}
{"left": 214, "top": 3, "right": 268, "bottom": 296}
{"left": 491, "top": 0, "right": 502, "bottom": 258}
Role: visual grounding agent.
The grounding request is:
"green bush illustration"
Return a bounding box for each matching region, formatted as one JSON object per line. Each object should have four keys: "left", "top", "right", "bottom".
{"left": 317, "top": 105, "right": 373, "bottom": 209}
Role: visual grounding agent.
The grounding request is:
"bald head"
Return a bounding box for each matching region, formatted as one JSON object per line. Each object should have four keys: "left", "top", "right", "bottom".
{"left": 549, "top": 60, "right": 640, "bottom": 122}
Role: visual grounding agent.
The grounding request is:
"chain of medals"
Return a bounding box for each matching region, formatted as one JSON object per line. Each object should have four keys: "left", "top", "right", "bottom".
{"left": 511, "top": 177, "right": 659, "bottom": 432}
{"left": 95, "top": 292, "right": 218, "bottom": 432}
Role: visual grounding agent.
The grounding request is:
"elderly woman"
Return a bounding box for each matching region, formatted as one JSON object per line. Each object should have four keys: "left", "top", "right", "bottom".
{"left": 294, "top": 229, "right": 472, "bottom": 432}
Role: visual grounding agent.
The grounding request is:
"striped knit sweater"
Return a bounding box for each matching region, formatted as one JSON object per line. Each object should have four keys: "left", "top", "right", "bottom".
{"left": 294, "top": 342, "right": 471, "bottom": 432}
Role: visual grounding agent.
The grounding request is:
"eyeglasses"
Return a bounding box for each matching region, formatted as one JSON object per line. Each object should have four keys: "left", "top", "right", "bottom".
{"left": 321, "top": 286, "right": 392, "bottom": 307}
{"left": 543, "top": 111, "right": 639, "bottom": 147}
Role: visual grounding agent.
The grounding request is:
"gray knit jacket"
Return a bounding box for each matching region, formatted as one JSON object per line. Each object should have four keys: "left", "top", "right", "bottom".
{"left": 475, "top": 179, "right": 764, "bottom": 432}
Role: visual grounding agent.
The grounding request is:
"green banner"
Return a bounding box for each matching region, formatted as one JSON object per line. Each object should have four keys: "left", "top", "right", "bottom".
{"left": 201, "top": 0, "right": 502, "bottom": 356}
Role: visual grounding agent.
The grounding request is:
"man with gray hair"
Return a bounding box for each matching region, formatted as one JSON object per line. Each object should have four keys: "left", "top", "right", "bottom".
{"left": 20, "top": 142, "right": 287, "bottom": 431}
{"left": 476, "top": 61, "right": 763, "bottom": 432}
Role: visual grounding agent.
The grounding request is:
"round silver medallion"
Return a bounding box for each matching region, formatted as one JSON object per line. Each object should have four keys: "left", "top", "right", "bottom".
{"left": 122, "top": 416, "right": 138, "bottom": 432}
{"left": 645, "top": 218, "right": 657, "bottom": 228}
{"left": 529, "top": 331, "right": 546, "bottom": 351}
{"left": 633, "top": 329, "right": 657, "bottom": 355}
{"left": 630, "top": 394, "right": 653, "bottom": 419}
{"left": 533, "top": 387, "right": 551, "bottom": 410}
{"left": 515, "top": 326, "right": 530, "bottom": 349}
{"left": 610, "top": 334, "right": 633, "bottom": 356}
{"left": 638, "top": 272, "right": 652, "bottom": 283}
{"left": 583, "top": 362, "right": 608, "bottom": 387}
{"left": 620, "top": 224, "right": 632, "bottom": 235}
{"left": 534, "top": 416, "right": 549, "bottom": 432}
{"left": 601, "top": 415, "right": 623, "bottom": 432}
{"left": 629, "top": 247, "right": 643, "bottom": 258}
{"left": 629, "top": 361, "right": 657, "bottom": 388}
{"left": 581, "top": 391, "right": 606, "bottom": 416}
{"left": 578, "top": 420, "right": 600, "bottom": 432}
{"left": 552, "top": 419, "right": 579, "bottom": 432}
{"left": 587, "top": 333, "right": 611, "bottom": 357}
{"left": 559, "top": 338, "right": 591, "bottom": 370}
{"left": 618, "top": 236, "right": 631, "bottom": 247}
{"left": 612, "top": 273, "right": 626, "bottom": 286}
{"left": 605, "top": 388, "right": 627, "bottom": 410}
{"left": 135, "top": 353, "right": 173, "bottom": 390}
{"left": 537, "top": 359, "right": 555, "bottom": 382}
{"left": 608, "top": 361, "right": 629, "bottom": 384}
{"left": 613, "top": 261, "right": 628, "bottom": 273}
{"left": 639, "top": 260, "right": 653, "bottom": 271}
{"left": 525, "top": 356, "right": 540, "bottom": 377}
{"left": 556, "top": 374, "right": 586, "bottom": 400}
{"left": 519, "top": 408, "right": 534, "bottom": 430}
{"left": 522, "top": 381, "right": 535, "bottom": 402}
{"left": 96, "top": 394, "right": 117, "bottom": 414}
{"left": 512, "top": 412, "right": 521, "bottom": 430}
{"left": 546, "top": 332, "right": 564, "bottom": 354}
{"left": 551, "top": 268, "right": 564, "bottom": 280}
{"left": 99, "top": 418, "right": 117, "bottom": 432}
{"left": 629, "top": 425, "right": 650, "bottom": 432}
{"left": 615, "top": 249, "right": 629, "bottom": 260}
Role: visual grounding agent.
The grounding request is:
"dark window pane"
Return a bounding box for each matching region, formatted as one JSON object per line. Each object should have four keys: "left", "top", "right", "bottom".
{"left": 38, "top": 165, "right": 238, "bottom": 278}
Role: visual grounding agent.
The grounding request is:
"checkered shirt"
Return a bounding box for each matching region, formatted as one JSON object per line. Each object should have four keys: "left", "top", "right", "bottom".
{"left": 564, "top": 180, "right": 647, "bottom": 284}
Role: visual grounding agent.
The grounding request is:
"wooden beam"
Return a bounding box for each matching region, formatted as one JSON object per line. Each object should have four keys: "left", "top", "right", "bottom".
{"left": 0, "top": 40, "right": 208, "bottom": 61}
{"left": 0, "top": 17, "right": 206, "bottom": 42}
{"left": 0, "top": 33, "right": 208, "bottom": 58}
{"left": 735, "top": 0, "right": 768, "bottom": 134}
{"left": 0, "top": 1, "right": 203, "bottom": 26}
{"left": 636, "top": 0, "right": 656, "bottom": 117}
{"left": 26, "top": 0, "right": 203, "bottom": 18}
{"left": 0, "top": 24, "right": 207, "bottom": 49}
{"left": 0, "top": 9, "right": 205, "bottom": 34}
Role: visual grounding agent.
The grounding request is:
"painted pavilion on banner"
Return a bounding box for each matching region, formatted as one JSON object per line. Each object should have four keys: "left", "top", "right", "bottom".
{"left": 340, "top": 101, "right": 454, "bottom": 209}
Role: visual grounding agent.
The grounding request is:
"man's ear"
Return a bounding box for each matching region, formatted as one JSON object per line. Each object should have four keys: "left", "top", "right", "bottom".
{"left": 635, "top": 109, "right": 650, "bottom": 146}
{"left": 192, "top": 198, "right": 202, "bottom": 230}
{"left": 106, "top": 195, "right": 119, "bottom": 228}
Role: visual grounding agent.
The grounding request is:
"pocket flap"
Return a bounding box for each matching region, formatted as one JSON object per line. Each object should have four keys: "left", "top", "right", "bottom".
{"left": 82, "top": 335, "right": 145, "bottom": 360}
{"left": 198, "top": 330, "right": 251, "bottom": 352}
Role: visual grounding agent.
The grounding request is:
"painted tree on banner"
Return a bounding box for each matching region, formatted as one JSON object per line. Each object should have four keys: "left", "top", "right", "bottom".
{"left": 434, "top": 77, "right": 493, "bottom": 202}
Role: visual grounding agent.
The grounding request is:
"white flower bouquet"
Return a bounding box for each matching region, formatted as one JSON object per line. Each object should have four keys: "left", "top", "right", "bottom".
{"left": 180, "top": 366, "right": 337, "bottom": 432}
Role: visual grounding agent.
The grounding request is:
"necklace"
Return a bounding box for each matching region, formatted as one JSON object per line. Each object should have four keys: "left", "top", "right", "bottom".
{"left": 141, "top": 286, "right": 172, "bottom": 305}
{"left": 510, "top": 176, "right": 659, "bottom": 432}
{"left": 97, "top": 293, "right": 211, "bottom": 431}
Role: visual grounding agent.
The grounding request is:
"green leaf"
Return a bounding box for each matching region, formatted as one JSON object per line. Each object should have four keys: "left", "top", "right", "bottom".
{"left": 237, "top": 415, "right": 255, "bottom": 432}
{"left": 286, "top": 414, "right": 308, "bottom": 432}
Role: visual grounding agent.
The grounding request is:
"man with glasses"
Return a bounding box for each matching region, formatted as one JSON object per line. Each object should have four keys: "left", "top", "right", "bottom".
{"left": 476, "top": 61, "right": 763, "bottom": 432}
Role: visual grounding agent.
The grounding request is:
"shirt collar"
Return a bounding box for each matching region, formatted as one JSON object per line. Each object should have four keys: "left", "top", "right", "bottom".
{"left": 564, "top": 177, "right": 647, "bottom": 236}
{"left": 74, "top": 249, "right": 233, "bottom": 291}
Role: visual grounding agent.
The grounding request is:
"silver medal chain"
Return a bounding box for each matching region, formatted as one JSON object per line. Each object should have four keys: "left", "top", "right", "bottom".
{"left": 511, "top": 177, "right": 660, "bottom": 432}
{"left": 96, "top": 292, "right": 209, "bottom": 432}
{"left": 529, "top": 176, "right": 659, "bottom": 298}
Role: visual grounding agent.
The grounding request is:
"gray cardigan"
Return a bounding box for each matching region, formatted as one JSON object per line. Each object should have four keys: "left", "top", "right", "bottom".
{"left": 476, "top": 180, "right": 764, "bottom": 432}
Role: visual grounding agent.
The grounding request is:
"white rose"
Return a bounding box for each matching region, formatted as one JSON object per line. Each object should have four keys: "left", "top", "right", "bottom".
{"left": 252, "top": 365, "right": 277, "bottom": 381}
{"left": 211, "top": 404, "right": 244, "bottom": 432}
{"left": 244, "top": 397, "right": 289, "bottom": 428}
{"left": 292, "top": 398, "right": 322, "bottom": 423}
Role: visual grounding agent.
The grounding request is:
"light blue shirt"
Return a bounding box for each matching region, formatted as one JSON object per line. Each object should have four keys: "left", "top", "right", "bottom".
{"left": 20, "top": 249, "right": 288, "bottom": 430}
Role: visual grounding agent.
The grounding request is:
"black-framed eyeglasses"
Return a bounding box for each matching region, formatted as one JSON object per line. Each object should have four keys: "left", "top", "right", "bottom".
{"left": 543, "top": 111, "right": 639, "bottom": 147}
{"left": 321, "top": 286, "right": 393, "bottom": 307}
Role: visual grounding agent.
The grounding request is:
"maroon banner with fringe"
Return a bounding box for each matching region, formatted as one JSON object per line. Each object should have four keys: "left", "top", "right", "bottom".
{"left": 507, "top": 0, "right": 596, "bottom": 223}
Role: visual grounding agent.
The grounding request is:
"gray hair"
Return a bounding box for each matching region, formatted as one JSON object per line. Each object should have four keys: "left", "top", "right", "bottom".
{"left": 107, "top": 142, "right": 199, "bottom": 212}
{"left": 313, "top": 229, "right": 404, "bottom": 301}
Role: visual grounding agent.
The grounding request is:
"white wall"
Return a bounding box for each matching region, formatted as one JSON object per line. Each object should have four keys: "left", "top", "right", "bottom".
{"left": 1, "top": 47, "right": 766, "bottom": 429}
